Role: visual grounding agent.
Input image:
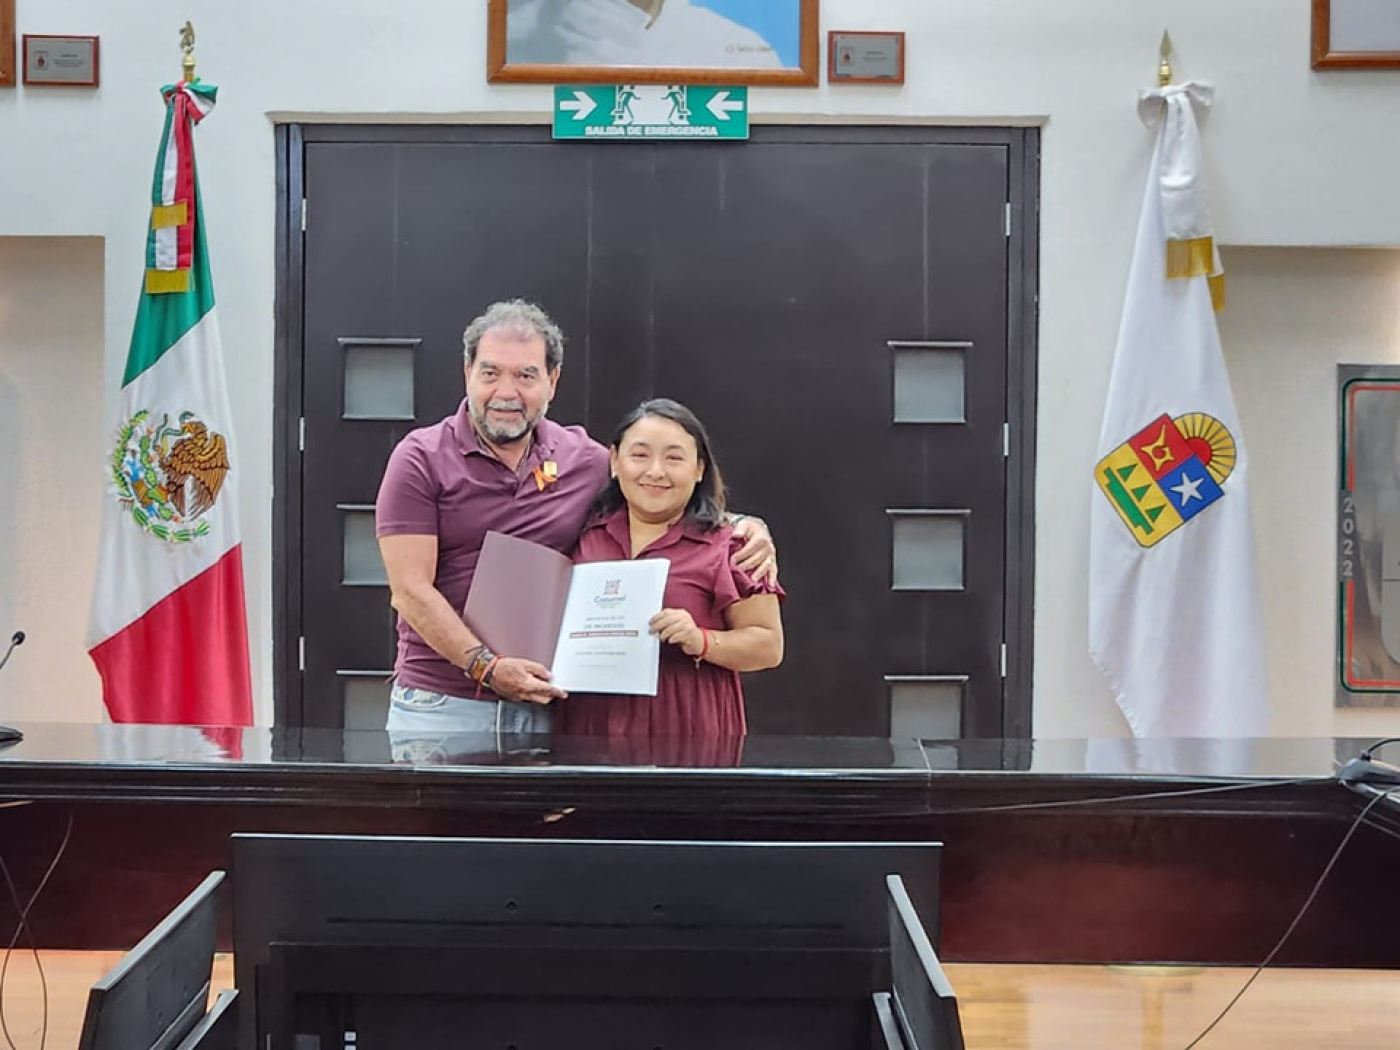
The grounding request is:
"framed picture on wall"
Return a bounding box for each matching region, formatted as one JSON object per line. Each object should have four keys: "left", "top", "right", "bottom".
{"left": 0, "top": 0, "right": 16, "bottom": 87}
{"left": 1336, "top": 365, "right": 1400, "bottom": 707}
{"left": 1312, "top": 0, "right": 1400, "bottom": 69}
{"left": 487, "top": 0, "right": 819, "bottom": 86}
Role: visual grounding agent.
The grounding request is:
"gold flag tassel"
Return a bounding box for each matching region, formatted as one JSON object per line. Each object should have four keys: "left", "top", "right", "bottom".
{"left": 1157, "top": 31, "right": 1225, "bottom": 312}
{"left": 145, "top": 269, "right": 190, "bottom": 294}
{"left": 145, "top": 199, "right": 193, "bottom": 294}
{"left": 1165, "top": 235, "right": 1214, "bottom": 281}
{"left": 143, "top": 24, "right": 200, "bottom": 297}
{"left": 1208, "top": 272, "right": 1226, "bottom": 311}
{"left": 1165, "top": 239, "right": 1226, "bottom": 311}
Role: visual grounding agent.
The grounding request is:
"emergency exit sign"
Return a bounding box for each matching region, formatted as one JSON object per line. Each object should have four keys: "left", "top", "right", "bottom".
{"left": 553, "top": 85, "right": 749, "bottom": 141}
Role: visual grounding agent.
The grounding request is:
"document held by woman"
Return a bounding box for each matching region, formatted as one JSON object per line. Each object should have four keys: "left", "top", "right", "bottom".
{"left": 464, "top": 530, "right": 670, "bottom": 695}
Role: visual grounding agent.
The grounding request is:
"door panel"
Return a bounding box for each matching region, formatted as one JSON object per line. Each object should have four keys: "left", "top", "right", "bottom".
{"left": 647, "top": 141, "right": 1008, "bottom": 735}
{"left": 290, "top": 126, "right": 1031, "bottom": 738}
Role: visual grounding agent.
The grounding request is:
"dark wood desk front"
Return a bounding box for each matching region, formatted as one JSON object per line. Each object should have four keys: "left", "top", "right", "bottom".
{"left": 0, "top": 726, "right": 1392, "bottom": 967}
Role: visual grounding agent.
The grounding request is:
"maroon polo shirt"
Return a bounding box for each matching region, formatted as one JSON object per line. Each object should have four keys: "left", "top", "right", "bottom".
{"left": 375, "top": 401, "right": 609, "bottom": 696}
{"left": 556, "top": 509, "right": 785, "bottom": 739}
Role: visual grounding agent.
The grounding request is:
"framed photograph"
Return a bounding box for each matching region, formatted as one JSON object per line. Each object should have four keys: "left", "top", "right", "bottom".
{"left": 1313, "top": 0, "right": 1400, "bottom": 69}
{"left": 0, "top": 0, "right": 15, "bottom": 87}
{"left": 488, "top": 0, "right": 819, "bottom": 86}
{"left": 1336, "top": 365, "right": 1400, "bottom": 706}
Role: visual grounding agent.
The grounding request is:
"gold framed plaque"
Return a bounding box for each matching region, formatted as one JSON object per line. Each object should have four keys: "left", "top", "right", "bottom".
{"left": 0, "top": 0, "right": 15, "bottom": 87}
{"left": 22, "top": 34, "right": 100, "bottom": 87}
{"left": 1313, "top": 0, "right": 1400, "bottom": 69}
{"left": 828, "top": 30, "right": 905, "bottom": 85}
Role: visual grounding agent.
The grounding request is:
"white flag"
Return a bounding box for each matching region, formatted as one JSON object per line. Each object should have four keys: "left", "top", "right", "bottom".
{"left": 1088, "top": 83, "right": 1269, "bottom": 738}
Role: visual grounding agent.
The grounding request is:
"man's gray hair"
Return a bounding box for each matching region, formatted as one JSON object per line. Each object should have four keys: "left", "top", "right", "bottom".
{"left": 462, "top": 299, "right": 565, "bottom": 372}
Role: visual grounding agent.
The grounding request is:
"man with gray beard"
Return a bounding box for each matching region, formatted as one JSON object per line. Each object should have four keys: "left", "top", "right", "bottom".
{"left": 375, "top": 299, "right": 774, "bottom": 741}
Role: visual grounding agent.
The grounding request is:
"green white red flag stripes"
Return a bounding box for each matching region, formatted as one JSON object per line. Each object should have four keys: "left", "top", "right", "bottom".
{"left": 144, "top": 80, "right": 214, "bottom": 296}
{"left": 86, "top": 80, "right": 252, "bottom": 727}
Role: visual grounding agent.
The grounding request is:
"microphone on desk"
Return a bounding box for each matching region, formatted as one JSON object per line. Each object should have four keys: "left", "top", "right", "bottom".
{"left": 0, "top": 631, "right": 25, "bottom": 745}
{"left": 1337, "top": 755, "right": 1400, "bottom": 789}
{"left": 0, "top": 631, "right": 24, "bottom": 672}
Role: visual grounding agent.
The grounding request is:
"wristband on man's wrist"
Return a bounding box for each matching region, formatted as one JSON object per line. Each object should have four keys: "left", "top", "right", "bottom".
{"left": 474, "top": 654, "right": 502, "bottom": 702}
{"left": 464, "top": 644, "right": 496, "bottom": 684}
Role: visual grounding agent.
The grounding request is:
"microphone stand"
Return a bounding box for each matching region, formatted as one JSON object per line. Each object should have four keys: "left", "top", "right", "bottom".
{"left": 0, "top": 632, "right": 25, "bottom": 745}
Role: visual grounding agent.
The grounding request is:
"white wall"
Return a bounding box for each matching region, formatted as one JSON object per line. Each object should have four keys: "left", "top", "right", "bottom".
{"left": 0, "top": 238, "right": 105, "bottom": 723}
{"left": 3, "top": 1, "right": 1400, "bottom": 735}
{"left": 1221, "top": 248, "right": 1400, "bottom": 740}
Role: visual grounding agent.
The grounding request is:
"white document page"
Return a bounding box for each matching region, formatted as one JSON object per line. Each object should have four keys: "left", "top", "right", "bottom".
{"left": 551, "top": 558, "right": 670, "bottom": 695}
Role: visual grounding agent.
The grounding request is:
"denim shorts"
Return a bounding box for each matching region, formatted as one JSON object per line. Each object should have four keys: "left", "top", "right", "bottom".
{"left": 386, "top": 682, "right": 553, "bottom": 762}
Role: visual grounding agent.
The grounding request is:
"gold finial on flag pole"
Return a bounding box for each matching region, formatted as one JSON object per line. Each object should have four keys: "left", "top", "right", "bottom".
{"left": 180, "top": 21, "right": 197, "bottom": 82}
{"left": 642, "top": 0, "right": 665, "bottom": 29}
{"left": 1158, "top": 31, "right": 1173, "bottom": 87}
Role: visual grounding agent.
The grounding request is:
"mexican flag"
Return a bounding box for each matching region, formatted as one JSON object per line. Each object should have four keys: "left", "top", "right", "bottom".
{"left": 86, "top": 80, "right": 252, "bottom": 727}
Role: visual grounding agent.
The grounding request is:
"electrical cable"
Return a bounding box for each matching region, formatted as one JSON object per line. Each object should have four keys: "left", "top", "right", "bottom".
{"left": 1175, "top": 785, "right": 1398, "bottom": 1049}
{"left": 926, "top": 776, "right": 1329, "bottom": 816}
{"left": 1347, "top": 776, "right": 1400, "bottom": 832}
{"left": 1359, "top": 737, "right": 1400, "bottom": 761}
{"left": 0, "top": 809, "right": 74, "bottom": 1050}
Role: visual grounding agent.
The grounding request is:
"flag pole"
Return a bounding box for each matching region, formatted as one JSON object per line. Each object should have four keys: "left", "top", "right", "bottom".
{"left": 180, "top": 20, "right": 197, "bottom": 83}
{"left": 1158, "top": 31, "right": 1173, "bottom": 87}
{"left": 87, "top": 36, "right": 251, "bottom": 732}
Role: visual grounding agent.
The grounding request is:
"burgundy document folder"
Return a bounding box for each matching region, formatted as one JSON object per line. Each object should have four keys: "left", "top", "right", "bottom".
{"left": 463, "top": 531, "right": 575, "bottom": 667}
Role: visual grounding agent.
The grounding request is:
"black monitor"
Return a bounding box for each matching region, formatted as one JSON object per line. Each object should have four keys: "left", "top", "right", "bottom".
{"left": 173, "top": 989, "right": 239, "bottom": 1050}
{"left": 232, "top": 834, "right": 942, "bottom": 1050}
{"left": 871, "top": 992, "right": 908, "bottom": 1049}
{"left": 78, "top": 871, "right": 225, "bottom": 1050}
{"left": 885, "top": 874, "right": 966, "bottom": 1050}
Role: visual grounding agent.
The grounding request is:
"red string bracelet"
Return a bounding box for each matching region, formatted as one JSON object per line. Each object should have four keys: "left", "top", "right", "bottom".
{"left": 694, "top": 628, "right": 710, "bottom": 667}
{"left": 475, "top": 655, "right": 502, "bottom": 701}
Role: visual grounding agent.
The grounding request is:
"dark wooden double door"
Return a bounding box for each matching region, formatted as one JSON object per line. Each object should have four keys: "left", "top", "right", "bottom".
{"left": 281, "top": 125, "right": 1037, "bottom": 738}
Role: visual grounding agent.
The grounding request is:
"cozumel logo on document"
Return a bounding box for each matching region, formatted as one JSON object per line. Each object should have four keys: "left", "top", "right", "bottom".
{"left": 1096, "top": 412, "right": 1237, "bottom": 548}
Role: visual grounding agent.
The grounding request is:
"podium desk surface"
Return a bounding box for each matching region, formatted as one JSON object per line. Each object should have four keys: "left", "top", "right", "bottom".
{"left": 0, "top": 723, "right": 1369, "bottom": 814}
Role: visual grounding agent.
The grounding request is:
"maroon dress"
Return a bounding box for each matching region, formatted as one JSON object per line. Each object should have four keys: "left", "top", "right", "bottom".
{"left": 557, "top": 509, "right": 783, "bottom": 741}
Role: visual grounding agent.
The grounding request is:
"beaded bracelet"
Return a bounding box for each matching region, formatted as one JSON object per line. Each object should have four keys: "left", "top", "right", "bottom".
{"left": 464, "top": 644, "right": 496, "bottom": 685}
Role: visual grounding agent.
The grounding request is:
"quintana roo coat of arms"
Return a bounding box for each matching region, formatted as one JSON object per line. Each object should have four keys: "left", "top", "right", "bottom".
{"left": 110, "top": 410, "right": 231, "bottom": 543}
{"left": 1095, "top": 411, "right": 1237, "bottom": 549}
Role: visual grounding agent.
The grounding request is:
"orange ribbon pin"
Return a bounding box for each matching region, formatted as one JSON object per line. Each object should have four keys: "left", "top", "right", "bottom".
{"left": 533, "top": 460, "right": 560, "bottom": 492}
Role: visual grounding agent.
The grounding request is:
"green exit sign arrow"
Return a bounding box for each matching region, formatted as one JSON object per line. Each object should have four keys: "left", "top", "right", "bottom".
{"left": 553, "top": 85, "right": 749, "bottom": 141}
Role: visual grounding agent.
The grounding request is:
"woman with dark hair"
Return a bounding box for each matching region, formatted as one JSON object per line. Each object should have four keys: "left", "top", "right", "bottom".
{"left": 558, "top": 398, "right": 784, "bottom": 739}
